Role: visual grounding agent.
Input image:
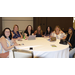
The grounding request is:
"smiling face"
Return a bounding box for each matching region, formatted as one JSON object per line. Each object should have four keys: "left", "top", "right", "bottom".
{"left": 4, "top": 29, "right": 10, "bottom": 38}
{"left": 28, "top": 26, "right": 31, "bottom": 31}
{"left": 47, "top": 27, "right": 50, "bottom": 32}
{"left": 14, "top": 26, "right": 18, "bottom": 31}
{"left": 38, "top": 26, "right": 41, "bottom": 31}
{"left": 55, "top": 27, "right": 60, "bottom": 32}
{"left": 68, "top": 29, "right": 73, "bottom": 34}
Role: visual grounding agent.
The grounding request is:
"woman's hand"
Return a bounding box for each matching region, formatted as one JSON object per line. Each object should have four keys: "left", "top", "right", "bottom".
{"left": 34, "top": 30, "right": 37, "bottom": 35}
{"left": 61, "top": 31, "right": 64, "bottom": 34}
{"left": 11, "top": 39, "right": 16, "bottom": 42}
{"left": 44, "top": 36, "right": 46, "bottom": 38}
{"left": 50, "top": 35, "right": 53, "bottom": 38}
{"left": 17, "top": 37, "right": 21, "bottom": 40}
{"left": 68, "top": 42, "right": 72, "bottom": 47}
{"left": 32, "top": 33, "right": 34, "bottom": 35}
{"left": 69, "top": 48, "right": 72, "bottom": 51}
{"left": 44, "top": 36, "right": 49, "bottom": 38}
{"left": 12, "top": 39, "right": 19, "bottom": 46}
{"left": 25, "top": 37, "right": 28, "bottom": 40}
{"left": 14, "top": 43, "right": 19, "bottom": 46}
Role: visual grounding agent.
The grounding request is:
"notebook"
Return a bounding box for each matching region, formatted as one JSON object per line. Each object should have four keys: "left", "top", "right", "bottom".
{"left": 28, "top": 35, "right": 36, "bottom": 40}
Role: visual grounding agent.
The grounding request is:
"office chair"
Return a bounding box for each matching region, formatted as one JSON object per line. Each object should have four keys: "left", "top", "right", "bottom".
{"left": 12, "top": 49, "right": 34, "bottom": 58}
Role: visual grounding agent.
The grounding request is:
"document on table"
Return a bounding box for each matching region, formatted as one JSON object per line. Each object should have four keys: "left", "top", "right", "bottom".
{"left": 51, "top": 44, "right": 57, "bottom": 47}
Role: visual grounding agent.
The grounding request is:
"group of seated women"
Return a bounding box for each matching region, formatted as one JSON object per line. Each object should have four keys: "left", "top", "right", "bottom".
{"left": 0, "top": 24, "right": 75, "bottom": 58}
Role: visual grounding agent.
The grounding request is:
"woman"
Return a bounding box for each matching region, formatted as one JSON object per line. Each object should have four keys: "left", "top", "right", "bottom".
{"left": 0, "top": 28, "right": 18, "bottom": 58}
{"left": 34, "top": 26, "right": 43, "bottom": 37}
{"left": 12, "top": 24, "right": 23, "bottom": 40}
{"left": 44, "top": 26, "right": 52, "bottom": 38}
{"left": 50, "top": 26, "right": 66, "bottom": 39}
{"left": 24, "top": 25, "right": 34, "bottom": 39}
{"left": 65, "top": 27, "right": 75, "bottom": 58}
{"left": 66, "top": 27, "right": 75, "bottom": 50}
{"left": 0, "top": 38, "right": 9, "bottom": 58}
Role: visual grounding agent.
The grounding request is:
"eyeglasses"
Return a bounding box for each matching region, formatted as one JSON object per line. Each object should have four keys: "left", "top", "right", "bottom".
{"left": 5, "top": 31, "right": 10, "bottom": 33}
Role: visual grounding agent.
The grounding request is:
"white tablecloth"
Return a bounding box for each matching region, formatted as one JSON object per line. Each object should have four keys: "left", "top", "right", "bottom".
{"left": 9, "top": 37, "right": 69, "bottom": 58}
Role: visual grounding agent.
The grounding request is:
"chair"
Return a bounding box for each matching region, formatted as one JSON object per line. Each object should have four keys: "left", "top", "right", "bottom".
{"left": 19, "top": 30, "right": 25, "bottom": 37}
{"left": 43, "top": 32, "right": 45, "bottom": 35}
{"left": 12, "top": 49, "right": 34, "bottom": 58}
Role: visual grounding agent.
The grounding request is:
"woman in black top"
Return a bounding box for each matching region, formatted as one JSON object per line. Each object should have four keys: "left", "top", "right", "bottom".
{"left": 65, "top": 27, "right": 75, "bottom": 58}
{"left": 24, "top": 25, "right": 34, "bottom": 39}
{"left": 44, "top": 26, "right": 52, "bottom": 38}
{"left": 66, "top": 27, "right": 75, "bottom": 49}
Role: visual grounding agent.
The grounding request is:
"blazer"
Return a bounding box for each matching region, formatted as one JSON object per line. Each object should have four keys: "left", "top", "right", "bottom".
{"left": 66, "top": 33, "right": 75, "bottom": 48}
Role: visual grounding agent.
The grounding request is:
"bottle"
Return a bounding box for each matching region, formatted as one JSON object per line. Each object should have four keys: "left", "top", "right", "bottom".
{"left": 23, "top": 35, "right": 25, "bottom": 39}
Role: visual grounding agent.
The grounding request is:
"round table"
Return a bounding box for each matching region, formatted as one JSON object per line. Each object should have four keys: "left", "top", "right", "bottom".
{"left": 9, "top": 37, "right": 69, "bottom": 58}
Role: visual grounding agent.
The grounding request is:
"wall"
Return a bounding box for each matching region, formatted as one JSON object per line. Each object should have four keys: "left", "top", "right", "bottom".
{"left": 2, "top": 17, "right": 75, "bottom": 31}
{"left": 73, "top": 17, "right": 75, "bottom": 29}
{"left": 2, "top": 17, "right": 33, "bottom": 31}
{"left": 0, "top": 17, "right": 2, "bottom": 35}
{"left": 73, "top": 22, "right": 75, "bottom": 29}
{"left": 34, "top": 17, "right": 73, "bottom": 32}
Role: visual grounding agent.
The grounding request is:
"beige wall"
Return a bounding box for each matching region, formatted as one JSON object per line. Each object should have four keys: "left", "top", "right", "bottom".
{"left": 2, "top": 17, "right": 33, "bottom": 31}
{"left": 73, "top": 17, "right": 75, "bottom": 29}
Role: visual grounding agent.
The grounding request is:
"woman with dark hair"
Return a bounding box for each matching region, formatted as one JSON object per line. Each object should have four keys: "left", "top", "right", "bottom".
{"left": 65, "top": 27, "right": 75, "bottom": 58}
{"left": 0, "top": 38, "right": 9, "bottom": 58}
{"left": 66, "top": 27, "right": 75, "bottom": 50}
{"left": 44, "top": 26, "right": 52, "bottom": 37}
{"left": 24, "top": 25, "right": 34, "bottom": 39}
{"left": 12, "top": 24, "right": 23, "bottom": 40}
{"left": 0, "top": 28, "right": 18, "bottom": 58}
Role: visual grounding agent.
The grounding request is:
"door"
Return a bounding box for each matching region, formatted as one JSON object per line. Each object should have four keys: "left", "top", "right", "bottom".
{"left": 33, "top": 17, "right": 73, "bottom": 32}
{"left": 41, "top": 17, "right": 46, "bottom": 32}
{"left": 46, "top": 17, "right": 73, "bottom": 31}
{"left": 33, "top": 17, "right": 46, "bottom": 32}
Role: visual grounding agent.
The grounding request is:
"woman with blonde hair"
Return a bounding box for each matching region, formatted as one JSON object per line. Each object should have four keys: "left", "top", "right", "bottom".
{"left": 50, "top": 26, "right": 66, "bottom": 39}
{"left": 34, "top": 26, "right": 43, "bottom": 37}
{"left": 12, "top": 24, "right": 23, "bottom": 40}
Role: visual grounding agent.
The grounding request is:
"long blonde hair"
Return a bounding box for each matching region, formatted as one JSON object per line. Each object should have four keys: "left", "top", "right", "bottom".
{"left": 54, "top": 25, "right": 61, "bottom": 32}
{"left": 37, "top": 26, "right": 43, "bottom": 35}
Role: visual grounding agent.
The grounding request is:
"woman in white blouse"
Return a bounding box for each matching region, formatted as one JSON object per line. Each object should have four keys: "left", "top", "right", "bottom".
{"left": 50, "top": 26, "right": 66, "bottom": 39}
{"left": 0, "top": 28, "right": 18, "bottom": 58}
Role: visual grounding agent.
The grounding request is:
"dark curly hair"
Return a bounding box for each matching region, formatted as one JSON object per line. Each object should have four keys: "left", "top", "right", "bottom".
{"left": 0, "top": 28, "right": 12, "bottom": 40}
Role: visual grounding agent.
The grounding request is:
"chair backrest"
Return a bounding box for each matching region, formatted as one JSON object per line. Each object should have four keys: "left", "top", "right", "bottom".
{"left": 12, "top": 49, "right": 33, "bottom": 58}
{"left": 19, "top": 30, "right": 25, "bottom": 37}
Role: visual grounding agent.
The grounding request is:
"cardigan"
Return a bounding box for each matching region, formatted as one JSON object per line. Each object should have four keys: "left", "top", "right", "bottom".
{"left": 66, "top": 33, "right": 75, "bottom": 48}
